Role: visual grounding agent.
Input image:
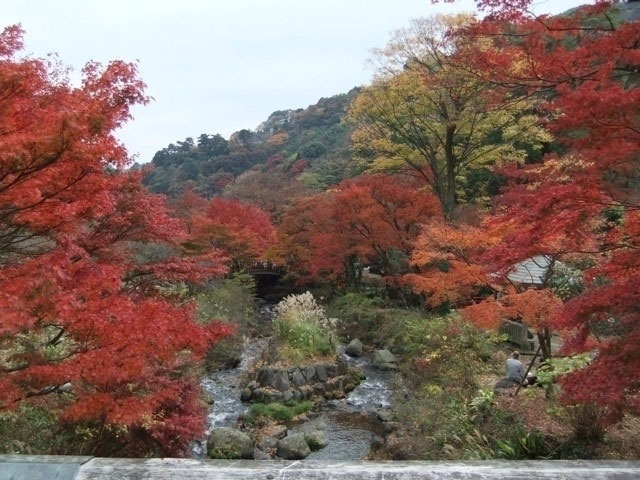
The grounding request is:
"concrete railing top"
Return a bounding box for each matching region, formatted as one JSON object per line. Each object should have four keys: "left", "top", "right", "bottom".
{"left": 1, "top": 456, "right": 640, "bottom": 480}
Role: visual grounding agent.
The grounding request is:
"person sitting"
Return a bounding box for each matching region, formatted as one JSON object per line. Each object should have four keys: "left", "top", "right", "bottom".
{"left": 506, "top": 351, "right": 526, "bottom": 384}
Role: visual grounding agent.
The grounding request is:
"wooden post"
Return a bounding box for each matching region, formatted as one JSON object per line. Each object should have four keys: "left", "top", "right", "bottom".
{"left": 514, "top": 344, "right": 542, "bottom": 396}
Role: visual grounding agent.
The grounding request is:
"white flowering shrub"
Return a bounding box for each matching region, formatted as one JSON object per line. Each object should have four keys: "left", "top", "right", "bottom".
{"left": 274, "top": 292, "right": 337, "bottom": 359}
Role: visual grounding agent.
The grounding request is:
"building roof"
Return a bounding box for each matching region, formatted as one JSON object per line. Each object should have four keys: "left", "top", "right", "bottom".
{"left": 507, "top": 255, "right": 556, "bottom": 286}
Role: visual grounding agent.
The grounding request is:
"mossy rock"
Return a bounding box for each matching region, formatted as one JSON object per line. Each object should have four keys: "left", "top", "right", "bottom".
{"left": 208, "top": 427, "right": 253, "bottom": 459}
{"left": 304, "top": 430, "right": 329, "bottom": 451}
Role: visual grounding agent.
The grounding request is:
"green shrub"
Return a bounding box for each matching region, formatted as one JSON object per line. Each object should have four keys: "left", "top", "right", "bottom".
{"left": 273, "top": 292, "right": 336, "bottom": 360}
{"left": 0, "top": 404, "right": 64, "bottom": 454}
{"left": 0, "top": 403, "right": 166, "bottom": 457}
{"left": 197, "top": 275, "right": 256, "bottom": 326}
{"left": 400, "top": 313, "right": 495, "bottom": 393}
{"left": 382, "top": 312, "right": 508, "bottom": 460}
{"left": 496, "top": 430, "right": 554, "bottom": 460}
{"left": 291, "top": 400, "right": 314, "bottom": 416}
{"left": 470, "top": 389, "right": 496, "bottom": 419}
{"left": 197, "top": 276, "right": 257, "bottom": 371}
{"left": 565, "top": 403, "right": 607, "bottom": 442}
{"left": 209, "top": 445, "right": 242, "bottom": 459}
{"left": 249, "top": 401, "right": 313, "bottom": 423}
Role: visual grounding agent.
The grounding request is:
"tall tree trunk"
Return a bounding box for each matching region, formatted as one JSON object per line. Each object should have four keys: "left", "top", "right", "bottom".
{"left": 537, "top": 327, "right": 553, "bottom": 360}
{"left": 443, "top": 125, "right": 457, "bottom": 222}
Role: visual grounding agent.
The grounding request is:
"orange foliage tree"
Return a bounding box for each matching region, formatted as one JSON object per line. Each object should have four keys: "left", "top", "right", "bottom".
{"left": 273, "top": 175, "right": 439, "bottom": 289}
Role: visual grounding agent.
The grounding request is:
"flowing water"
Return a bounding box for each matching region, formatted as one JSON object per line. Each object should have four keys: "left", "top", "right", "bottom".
{"left": 191, "top": 336, "right": 269, "bottom": 457}
{"left": 194, "top": 304, "right": 394, "bottom": 460}
{"left": 297, "top": 346, "right": 393, "bottom": 460}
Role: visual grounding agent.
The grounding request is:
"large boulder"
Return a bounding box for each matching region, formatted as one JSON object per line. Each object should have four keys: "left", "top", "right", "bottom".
{"left": 304, "top": 430, "right": 329, "bottom": 451}
{"left": 208, "top": 428, "right": 253, "bottom": 459}
{"left": 277, "top": 434, "right": 311, "bottom": 459}
{"left": 346, "top": 339, "right": 364, "bottom": 357}
{"left": 253, "top": 447, "right": 271, "bottom": 460}
{"left": 373, "top": 349, "right": 396, "bottom": 369}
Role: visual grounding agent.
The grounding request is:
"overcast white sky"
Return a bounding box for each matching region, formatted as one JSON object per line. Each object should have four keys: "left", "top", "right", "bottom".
{"left": 5, "top": 0, "right": 586, "bottom": 163}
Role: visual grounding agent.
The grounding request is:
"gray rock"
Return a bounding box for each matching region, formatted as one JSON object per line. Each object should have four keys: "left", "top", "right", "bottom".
{"left": 272, "top": 425, "right": 288, "bottom": 439}
{"left": 282, "top": 390, "right": 294, "bottom": 402}
{"left": 315, "top": 363, "right": 328, "bottom": 382}
{"left": 257, "top": 367, "right": 276, "bottom": 387}
{"left": 325, "top": 376, "right": 342, "bottom": 391}
{"left": 343, "top": 380, "right": 358, "bottom": 394}
{"left": 377, "top": 362, "right": 397, "bottom": 371}
{"left": 373, "top": 349, "right": 396, "bottom": 368}
{"left": 253, "top": 447, "right": 271, "bottom": 460}
{"left": 303, "top": 366, "right": 316, "bottom": 382}
{"left": 299, "top": 385, "right": 313, "bottom": 400}
{"left": 346, "top": 339, "right": 364, "bottom": 357}
{"left": 313, "top": 383, "right": 326, "bottom": 396}
{"left": 326, "top": 364, "right": 339, "bottom": 377}
{"left": 257, "top": 437, "right": 278, "bottom": 450}
{"left": 304, "top": 430, "right": 329, "bottom": 451}
{"left": 253, "top": 387, "right": 283, "bottom": 403}
{"left": 277, "top": 434, "right": 311, "bottom": 460}
{"left": 306, "top": 410, "right": 320, "bottom": 419}
{"left": 208, "top": 428, "right": 254, "bottom": 459}
{"left": 240, "top": 388, "right": 252, "bottom": 402}
{"left": 292, "top": 389, "right": 302, "bottom": 402}
{"left": 337, "top": 357, "right": 348, "bottom": 375}
{"left": 376, "top": 410, "right": 393, "bottom": 422}
{"left": 291, "top": 368, "right": 306, "bottom": 387}
{"left": 272, "top": 370, "right": 290, "bottom": 392}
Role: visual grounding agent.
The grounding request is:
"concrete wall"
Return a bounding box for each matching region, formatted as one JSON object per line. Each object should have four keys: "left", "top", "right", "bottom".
{"left": 1, "top": 456, "right": 639, "bottom": 480}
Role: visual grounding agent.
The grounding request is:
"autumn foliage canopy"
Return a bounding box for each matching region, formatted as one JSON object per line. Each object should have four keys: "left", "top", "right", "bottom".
{"left": 0, "top": 26, "right": 230, "bottom": 455}
{"left": 415, "top": 0, "right": 640, "bottom": 420}
{"left": 2, "top": 0, "right": 640, "bottom": 456}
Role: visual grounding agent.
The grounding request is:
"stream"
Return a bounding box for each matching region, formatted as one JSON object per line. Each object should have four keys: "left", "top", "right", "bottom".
{"left": 193, "top": 304, "right": 394, "bottom": 460}
{"left": 297, "top": 345, "right": 393, "bottom": 460}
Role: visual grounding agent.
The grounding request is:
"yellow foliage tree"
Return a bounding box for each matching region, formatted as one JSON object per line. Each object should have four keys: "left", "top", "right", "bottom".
{"left": 347, "top": 14, "right": 552, "bottom": 220}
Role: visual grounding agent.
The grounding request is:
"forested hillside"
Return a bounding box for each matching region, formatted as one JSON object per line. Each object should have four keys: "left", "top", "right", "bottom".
{"left": 143, "top": 88, "right": 360, "bottom": 198}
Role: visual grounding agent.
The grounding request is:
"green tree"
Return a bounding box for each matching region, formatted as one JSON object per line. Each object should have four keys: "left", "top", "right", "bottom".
{"left": 347, "top": 15, "right": 551, "bottom": 220}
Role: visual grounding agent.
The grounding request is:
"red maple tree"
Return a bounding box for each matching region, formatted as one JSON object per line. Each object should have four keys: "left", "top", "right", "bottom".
{"left": 438, "top": 0, "right": 640, "bottom": 420}
{"left": 185, "top": 196, "right": 276, "bottom": 270}
{"left": 276, "top": 175, "right": 439, "bottom": 288}
{"left": 0, "top": 26, "right": 229, "bottom": 456}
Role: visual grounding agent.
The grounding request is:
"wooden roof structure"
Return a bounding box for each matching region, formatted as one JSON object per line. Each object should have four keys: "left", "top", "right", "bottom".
{"left": 506, "top": 255, "right": 556, "bottom": 287}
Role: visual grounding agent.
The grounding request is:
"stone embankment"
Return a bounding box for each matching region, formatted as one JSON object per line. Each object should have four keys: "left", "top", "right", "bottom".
{"left": 241, "top": 358, "right": 363, "bottom": 403}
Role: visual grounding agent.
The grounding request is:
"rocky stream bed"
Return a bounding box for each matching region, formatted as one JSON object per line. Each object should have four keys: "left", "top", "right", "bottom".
{"left": 191, "top": 307, "right": 395, "bottom": 460}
